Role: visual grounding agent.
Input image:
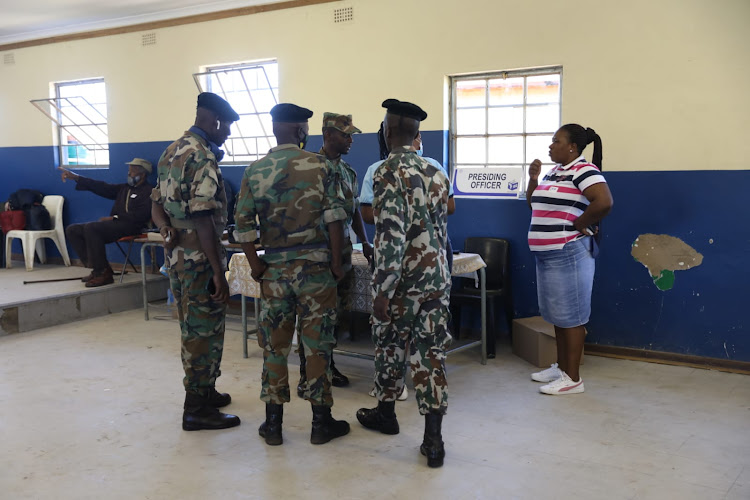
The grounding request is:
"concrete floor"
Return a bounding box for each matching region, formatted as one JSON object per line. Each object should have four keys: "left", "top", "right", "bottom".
{"left": 1, "top": 308, "right": 748, "bottom": 499}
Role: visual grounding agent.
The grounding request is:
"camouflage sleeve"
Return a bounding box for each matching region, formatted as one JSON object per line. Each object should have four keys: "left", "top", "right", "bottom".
{"left": 322, "top": 160, "right": 347, "bottom": 225}
{"left": 233, "top": 164, "right": 258, "bottom": 243}
{"left": 187, "top": 153, "right": 221, "bottom": 213}
{"left": 372, "top": 162, "right": 405, "bottom": 300}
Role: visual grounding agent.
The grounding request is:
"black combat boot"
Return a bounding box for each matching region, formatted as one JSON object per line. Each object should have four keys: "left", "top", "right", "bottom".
{"left": 297, "top": 346, "right": 307, "bottom": 398}
{"left": 182, "top": 392, "right": 241, "bottom": 431}
{"left": 206, "top": 387, "right": 231, "bottom": 408}
{"left": 310, "top": 405, "right": 350, "bottom": 444}
{"left": 419, "top": 411, "right": 445, "bottom": 468}
{"left": 356, "top": 401, "right": 399, "bottom": 435}
{"left": 258, "top": 403, "right": 284, "bottom": 446}
{"left": 330, "top": 355, "right": 350, "bottom": 387}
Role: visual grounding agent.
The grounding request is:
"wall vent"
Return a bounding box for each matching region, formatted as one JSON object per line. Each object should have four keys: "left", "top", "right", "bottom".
{"left": 4, "top": 53, "right": 15, "bottom": 65}
{"left": 333, "top": 6, "right": 353, "bottom": 23}
{"left": 141, "top": 33, "right": 157, "bottom": 46}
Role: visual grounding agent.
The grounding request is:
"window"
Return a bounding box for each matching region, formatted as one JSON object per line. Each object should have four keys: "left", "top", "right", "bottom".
{"left": 450, "top": 67, "right": 561, "bottom": 198}
{"left": 193, "top": 60, "right": 279, "bottom": 163}
{"left": 31, "top": 78, "right": 109, "bottom": 167}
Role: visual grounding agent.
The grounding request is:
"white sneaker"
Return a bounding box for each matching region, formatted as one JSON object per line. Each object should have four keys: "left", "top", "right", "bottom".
{"left": 369, "top": 386, "right": 408, "bottom": 400}
{"left": 397, "top": 386, "right": 408, "bottom": 401}
{"left": 531, "top": 363, "right": 562, "bottom": 383}
{"left": 539, "top": 372, "right": 584, "bottom": 395}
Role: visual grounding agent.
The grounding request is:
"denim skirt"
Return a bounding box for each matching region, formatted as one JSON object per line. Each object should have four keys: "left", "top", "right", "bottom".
{"left": 534, "top": 237, "right": 595, "bottom": 328}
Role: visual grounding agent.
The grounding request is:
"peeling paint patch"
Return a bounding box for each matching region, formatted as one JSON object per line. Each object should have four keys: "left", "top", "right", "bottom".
{"left": 631, "top": 234, "right": 703, "bottom": 291}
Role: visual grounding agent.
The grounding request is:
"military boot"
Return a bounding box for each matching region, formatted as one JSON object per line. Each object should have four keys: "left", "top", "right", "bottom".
{"left": 356, "top": 400, "right": 399, "bottom": 435}
{"left": 310, "top": 405, "right": 350, "bottom": 445}
{"left": 419, "top": 411, "right": 445, "bottom": 468}
{"left": 182, "top": 392, "right": 241, "bottom": 431}
{"left": 258, "top": 403, "right": 283, "bottom": 446}
{"left": 206, "top": 387, "right": 231, "bottom": 408}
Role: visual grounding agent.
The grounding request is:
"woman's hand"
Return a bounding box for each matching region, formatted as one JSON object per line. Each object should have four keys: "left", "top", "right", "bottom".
{"left": 528, "top": 159, "right": 542, "bottom": 182}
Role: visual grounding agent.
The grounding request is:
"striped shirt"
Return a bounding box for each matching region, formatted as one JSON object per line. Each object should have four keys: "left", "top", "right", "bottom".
{"left": 528, "top": 156, "right": 606, "bottom": 252}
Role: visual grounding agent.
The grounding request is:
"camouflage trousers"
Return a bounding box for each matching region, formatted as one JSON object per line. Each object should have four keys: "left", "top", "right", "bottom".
{"left": 259, "top": 260, "right": 337, "bottom": 406}
{"left": 168, "top": 258, "right": 226, "bottom": 396}
{"left": 372, "top": 296, "right": 452, "bottom": 415}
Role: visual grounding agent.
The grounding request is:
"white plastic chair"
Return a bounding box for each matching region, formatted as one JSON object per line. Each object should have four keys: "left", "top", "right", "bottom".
{"left": 5, "top": 195, "right": 71, "bottom": 271}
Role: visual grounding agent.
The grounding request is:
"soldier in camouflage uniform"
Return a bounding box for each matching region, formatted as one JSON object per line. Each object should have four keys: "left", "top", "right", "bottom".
{"left": 234, "top": 103, "right": 350, "bottom": 446}
{"left": 151, "top": 92, "right": 240, "bottom": 431}
{"left": 356, "top": 99, "right": 452, "bottom": 468}
{"left": 296, "top": 112, "right": 373, "bottom": 397}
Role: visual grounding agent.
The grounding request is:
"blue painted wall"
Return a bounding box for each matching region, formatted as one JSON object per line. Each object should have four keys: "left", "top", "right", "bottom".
{"left": 1, "top": 131, "right": 747, "bottom": 362}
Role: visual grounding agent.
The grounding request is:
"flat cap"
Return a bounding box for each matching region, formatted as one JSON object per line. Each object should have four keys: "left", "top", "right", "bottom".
{"left": 382, "top": 98, "right": 427, "bottom": 121}
{"left": 323, "top": 112, "right": 362, "bottom": 134}
{"left": 126, "top": 158, "right": 152, "bottom": 174}
{"left": 197, "top": 92, "right": 240, "bottom": 122}
{"left": 270, "top": 103, "right": 314, "bottom": 123}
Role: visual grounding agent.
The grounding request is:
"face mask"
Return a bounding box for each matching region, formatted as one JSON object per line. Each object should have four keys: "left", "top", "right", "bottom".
{"left": 299, "top": 132, "right": 308, "bottom": 150}
{"left": 127, "top": 175, "right": 141, "bottom": 187}
{"left": 416, "top": 146, "right": 424, "bottom": 157}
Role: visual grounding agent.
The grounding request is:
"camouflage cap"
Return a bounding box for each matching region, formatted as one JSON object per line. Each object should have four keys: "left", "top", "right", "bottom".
{"left": 126, "top": 158, "right": 152, "bottom": 174}
{"left": 322, "top": 112, "right": 362, "bottom": 134}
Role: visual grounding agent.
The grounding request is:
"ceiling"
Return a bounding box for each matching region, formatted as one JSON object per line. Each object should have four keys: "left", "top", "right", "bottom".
{"left": 0, "top": 0, "right": 290, "bottom": 46}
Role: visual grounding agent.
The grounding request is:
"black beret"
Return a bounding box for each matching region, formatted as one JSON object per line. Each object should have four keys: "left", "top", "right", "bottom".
{"left": 270, "top": 103, "right": 314, "bottom": 123}
{"left": 382, "top": 98, "right": 428, "bottom": 121}
{"left": 197, "top": 92, "right": 240, "bottom": 122}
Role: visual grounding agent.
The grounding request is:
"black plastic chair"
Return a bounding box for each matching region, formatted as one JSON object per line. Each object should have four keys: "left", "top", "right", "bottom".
{"left": 450, "top": 237, "right": 513, "bottom": 358}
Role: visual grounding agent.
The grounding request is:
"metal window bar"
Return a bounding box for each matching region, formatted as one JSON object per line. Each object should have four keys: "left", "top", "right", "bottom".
{"left": 193, "top": 64, "right": 278, "bottom": 162}
{"left": 30, "top": 97, "right": 109, "bottom": 152}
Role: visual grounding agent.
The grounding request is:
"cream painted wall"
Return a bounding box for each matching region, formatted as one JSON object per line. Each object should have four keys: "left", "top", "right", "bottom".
{"left": 0, "top": 0, "right": 748, "bottom": 171}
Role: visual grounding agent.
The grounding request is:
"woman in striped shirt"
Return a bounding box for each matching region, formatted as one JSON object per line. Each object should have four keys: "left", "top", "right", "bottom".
{"left": 525, "top": 124, "right": 614, "bottom": 395}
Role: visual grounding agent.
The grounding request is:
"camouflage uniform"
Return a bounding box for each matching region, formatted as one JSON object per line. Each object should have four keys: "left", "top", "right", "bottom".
{"left": 234, "top": 144, "right": 346, "bottom": 406}
{"left": 151, "top": 130, "right": 228, "bottom": 397}
{"left": 372, "top": 145, "right": 452, "bottom": 415}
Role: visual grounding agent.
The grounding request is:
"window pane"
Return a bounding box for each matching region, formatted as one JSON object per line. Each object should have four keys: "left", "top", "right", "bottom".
{"left": 527, "top": 74, "right": 560, "bottom": 104}
{"left": 488, "top": 136, "right": 524, "bottom": 164}
{"left": 456, "top": 137, "right": 486, "bottom": 164}
{"left": 456, "top": 80, "right": 486, "bottom": 108}
{"left": 236, "top": 114, "right": 265, "bottom": 137}
{"left": 456, "top": 108, "right": 485, "bottom": 135}
{"left": 525, "top": 135, "right": 553, "bottom": 164}
{"left": 488, "top": 106, "right": 523, "bottom": 134}
{"left": 489, "top": 77, "right": 523, "bottom": 106}
{"left": 251, "top": 89, "right": 277, "bottom": 113}
{"left": 526, "top": 104, "right": 559, "bottom": 133}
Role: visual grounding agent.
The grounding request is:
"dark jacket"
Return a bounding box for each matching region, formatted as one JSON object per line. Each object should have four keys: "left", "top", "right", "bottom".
{"left": 75, "top": 177, "right": 152, "bottom": 229}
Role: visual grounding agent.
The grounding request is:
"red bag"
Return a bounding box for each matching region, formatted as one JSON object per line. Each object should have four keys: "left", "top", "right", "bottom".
{"left": 0, "top": 210, "right": 26, "bottom": 232}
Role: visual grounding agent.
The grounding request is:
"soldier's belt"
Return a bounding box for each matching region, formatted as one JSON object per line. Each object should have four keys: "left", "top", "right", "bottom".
{"left": 169, "top": 217, "right": 196, "bottom": 230}
{"left": 264, "top": 242, "right": 328, "bottom": 255}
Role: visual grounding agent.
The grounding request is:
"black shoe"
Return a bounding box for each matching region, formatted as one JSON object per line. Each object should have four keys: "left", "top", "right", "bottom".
{"left": 182, "top": 392, "right": 241, "bottom": 431}
{"left": 297, "top": 374, "right": 307, "bottom": 399}
{"left": 331, "top": 366, "right": 350, "bottom": 387}
{"left": 258, "top": 403, "right": 283, "bottom": 446}
{"left": 206, "top": 387, "right": 231, "bottom": 408}
{"left": 310, "top": 405, "right": 350, "bottom": 445}
{"left": 356, "top": 401, "right": 399, "bottom": 435}
{"left": 419, "top": 412, "right": 445, "bottom": 468}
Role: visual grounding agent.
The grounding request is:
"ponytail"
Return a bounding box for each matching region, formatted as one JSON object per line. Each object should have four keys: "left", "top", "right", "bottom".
{"left": 560, "top": 124, "right": 603, "bottom": 170}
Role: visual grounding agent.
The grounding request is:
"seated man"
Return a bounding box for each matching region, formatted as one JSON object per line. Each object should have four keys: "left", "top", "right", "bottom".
{"left": 60, "top": 158, "right": 153, "bottom": 287}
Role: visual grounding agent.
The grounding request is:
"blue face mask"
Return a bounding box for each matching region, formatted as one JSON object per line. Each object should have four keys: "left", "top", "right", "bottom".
{"left": 416, "top": 146, "right": 424, "bottom": 157}
{"left": 127, "top": 175, "right": 141, "bottom": 187}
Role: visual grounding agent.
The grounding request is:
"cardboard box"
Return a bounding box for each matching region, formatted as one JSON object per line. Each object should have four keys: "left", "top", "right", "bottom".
{"left": 512, "top": 316, "right": 583, "bottom": 368}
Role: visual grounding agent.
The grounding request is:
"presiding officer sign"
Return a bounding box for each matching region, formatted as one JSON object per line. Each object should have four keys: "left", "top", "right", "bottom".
{"left": 452, "top": 166, "right": 522, "bottom": 199}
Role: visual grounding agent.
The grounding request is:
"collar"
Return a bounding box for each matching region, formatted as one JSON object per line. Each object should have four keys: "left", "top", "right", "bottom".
{"left": 270, "top": 143, "right": 302, "bottom": 152}
{"left": 189, "top": 126, "right": 225, "bottom": 162}
{"left": 557, "top": 155, "right": 586, "bottom": 170}
{"left": 318, "top": 147, "right": 341, "bottom": 164}
{"left": 389, "top": 145, "right": 417, "bottom": 155}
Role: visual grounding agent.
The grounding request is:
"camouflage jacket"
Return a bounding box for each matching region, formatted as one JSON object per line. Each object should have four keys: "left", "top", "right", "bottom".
{"left": 151, "top": 130, "right": 227, "bottom": 266}
{"left": 319, "top": 147, "right": 359, "bottom": 271}
{"left": 234, "top": 144, "right": 346, "bottom": 280}
{"left": 372, "top": 145, "right": 451, "bottom": 302}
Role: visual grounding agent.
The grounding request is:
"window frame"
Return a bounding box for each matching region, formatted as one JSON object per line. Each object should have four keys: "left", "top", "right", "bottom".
{"left": 449, "top": 66, "right": 562, "bottom": 199}
{"left": 31, "top": 77, "right": 110, "bottom": 168}
{"left": 193, "top": 60, "right": 279, "bottom": 165}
